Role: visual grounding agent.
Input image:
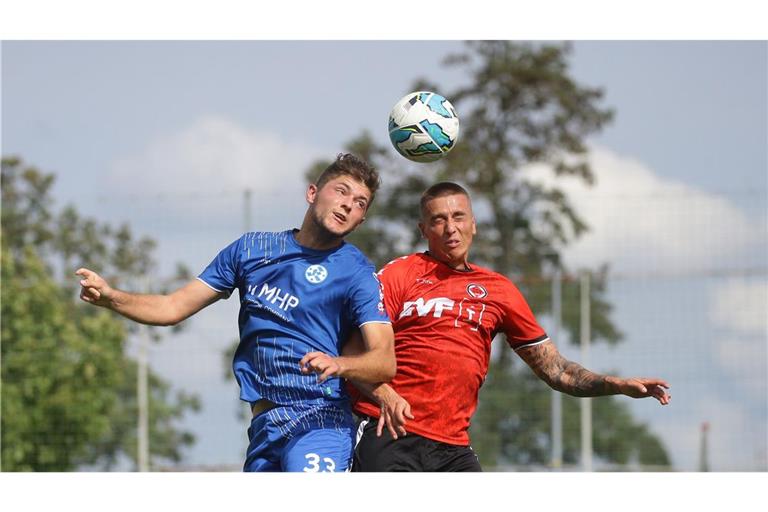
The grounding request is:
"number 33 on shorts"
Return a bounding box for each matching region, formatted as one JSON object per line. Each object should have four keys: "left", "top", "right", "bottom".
{"left": 303, "top": 452, "right": 337, "bottom": 472}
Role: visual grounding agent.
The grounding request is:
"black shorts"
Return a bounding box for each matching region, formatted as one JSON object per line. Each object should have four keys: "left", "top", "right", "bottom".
{"left": 352, "top": 416, "right": 482, "bottom": 472}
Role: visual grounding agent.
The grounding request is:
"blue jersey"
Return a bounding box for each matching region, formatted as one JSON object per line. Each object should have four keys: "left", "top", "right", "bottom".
{"left": 198, "top": 230, "right": 389, "bottom": 409}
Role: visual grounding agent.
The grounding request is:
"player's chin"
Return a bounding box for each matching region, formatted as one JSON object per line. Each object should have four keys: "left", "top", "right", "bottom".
{"left": 325, "top": 219, "right": 359, "bottom": 238}
{"left": 443, "top": 247, "right": 468, "bottom": 262}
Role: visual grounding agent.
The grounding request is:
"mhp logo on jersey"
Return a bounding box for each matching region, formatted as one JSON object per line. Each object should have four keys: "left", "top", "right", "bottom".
{"left": 247, "top": 282, "right": 300, "bottom": 311}
{"left": 305, "top": 265, "right": 328, "bottom": 284}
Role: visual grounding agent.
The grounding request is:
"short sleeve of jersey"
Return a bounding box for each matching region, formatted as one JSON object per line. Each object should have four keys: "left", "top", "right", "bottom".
{"left": 347, "top": 264, "right": 391, "bottom": 326}
{"left": 197, "top": 236, "right": 242, "bottom": 298}
{"left": 500, "top": 282, "right": 548, "bottom": 350}
{"left": 376, "top": 256, "right": 409, "bottom": 322}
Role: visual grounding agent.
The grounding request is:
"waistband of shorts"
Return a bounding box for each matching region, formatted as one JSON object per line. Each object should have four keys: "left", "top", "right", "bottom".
{"left": 250, "top": 398, "right": 278, "bottom": 417}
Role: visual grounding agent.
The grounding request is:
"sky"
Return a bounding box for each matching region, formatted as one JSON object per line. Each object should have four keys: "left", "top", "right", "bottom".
{"left": 1, "top": 8, "right": 767, "bottom": 484}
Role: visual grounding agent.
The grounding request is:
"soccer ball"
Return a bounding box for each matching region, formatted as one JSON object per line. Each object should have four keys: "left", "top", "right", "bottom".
{"left": 388, "top": 91, "right": 460, "bottom": 163}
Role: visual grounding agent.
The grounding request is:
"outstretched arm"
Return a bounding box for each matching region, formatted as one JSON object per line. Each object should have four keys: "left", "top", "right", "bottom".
{"left": 76, "top": 267, "right": 223, "bottom": 326}
{"left": 516, "top": 340, "right": 671, "bottom": 405}
{"left": 300, "top": 322, "right": 396, "bottom": 385}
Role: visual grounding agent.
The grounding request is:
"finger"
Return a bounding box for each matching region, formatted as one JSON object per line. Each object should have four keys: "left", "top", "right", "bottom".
{"left": 317, "top": 366, "right": 337, "bottom": 383}
{"left": 392, "top": 409, "right": 407, "bottom": 437}
{"left": 81, "top": 287, "right": 101, "bottom": 301}
{"left": 651, "top": 387, "right": 669, "bottom": 404}
{"left": 643, "top": 378, "right": 670, "bottom": 389}
{"left": 404, "top": 403, "right": 415, "bottom": 420}
{"left": 309, "top": 354, "right": 330, "bottom": 367}
{"left": 655, "top": 387, "right": 671, "bottom": 404}
{"left": 388, "top": 421, "right": 399, "bottom": 440}
{"left": 77, "top": 269, "right": 100, "bottom": 287}
{"left": 75, "top": 268, "right": 92, "bottom": 279}
{"left": 652, "top": 385, "right": 668, "bottom": 399}
{"left": 385, "top": 414, "right": 399, "bottom": 440}
{"left": 299, "top": 352, "right": 322, "bottom": 368}
{"left": 376, "top": 415, "right": 385, "bottom": 437}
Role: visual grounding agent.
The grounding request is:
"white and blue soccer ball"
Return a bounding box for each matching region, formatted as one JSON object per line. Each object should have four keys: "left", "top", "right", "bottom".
{"left": 388, "top": 91, "right": 460, "bottom": 163}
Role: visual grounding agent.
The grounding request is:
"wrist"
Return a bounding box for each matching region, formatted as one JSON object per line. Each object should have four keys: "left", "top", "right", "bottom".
{"left": 604, "top": 376, "right": 622, "bottom": 394}
{"left": 106, "top": 288, "right": 123, "bottom": 310}
{"left": 371, "top": 383, "right": 391, "bottom": 403}
{"left": 335, "top": 356, "right": 349, "bottom": 379}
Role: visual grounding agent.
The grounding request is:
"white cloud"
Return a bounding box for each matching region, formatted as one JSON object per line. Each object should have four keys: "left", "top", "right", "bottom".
{"left": 711, "top": 279, "right": 768, "bottom": 334}
{"left": 522, "top": 147, "right": 766, "bottom": 275}
{"left": 710, "top": 279, "right": 768, "bottom": 398}
{"left": 108, "top": 116, "right": 326, "bottom": 230}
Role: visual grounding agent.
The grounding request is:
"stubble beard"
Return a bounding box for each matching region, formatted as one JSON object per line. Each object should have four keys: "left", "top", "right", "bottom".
{"left": 310, "top": 208, "right": 356, "bottom": 244}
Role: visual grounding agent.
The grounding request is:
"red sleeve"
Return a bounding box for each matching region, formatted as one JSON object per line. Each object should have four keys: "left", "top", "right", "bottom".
{"left": 500, "top": 281, "right": 549, "bottom": 350}
{"left": 377, "top": 255, "right": 411, "bottom": 322}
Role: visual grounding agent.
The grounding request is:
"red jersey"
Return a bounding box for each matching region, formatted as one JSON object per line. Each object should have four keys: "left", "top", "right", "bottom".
{"left": 351, "top": 252, "right": 548, "bottom": 446}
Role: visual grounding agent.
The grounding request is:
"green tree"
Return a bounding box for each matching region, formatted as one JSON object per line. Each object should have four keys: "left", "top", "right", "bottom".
{"left": 307, "top": 41, "right": 670, "bottom": 470}
{"left": 1, "top": 157, "right": 200, "bottom": 471}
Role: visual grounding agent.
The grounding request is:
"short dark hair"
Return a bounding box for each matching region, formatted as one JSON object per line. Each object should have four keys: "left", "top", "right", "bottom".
{"left": 420, "top": 182, "right": 471, "bottom": 217}
{"left": 315, "top": 153, "right": 380, "bottom": 205}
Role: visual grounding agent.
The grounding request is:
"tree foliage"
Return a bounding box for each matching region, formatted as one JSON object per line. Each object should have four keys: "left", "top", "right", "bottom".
{"left": 308, "top": 41, "right": 670, "bottom": 469}
{"left": 1, "top": 156, "right": 200, "bottom": 471}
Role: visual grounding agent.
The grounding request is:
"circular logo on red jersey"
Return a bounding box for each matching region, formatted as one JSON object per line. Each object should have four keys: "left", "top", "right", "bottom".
{"left": 466, "top": 283, "right": 488, "bottom": 299}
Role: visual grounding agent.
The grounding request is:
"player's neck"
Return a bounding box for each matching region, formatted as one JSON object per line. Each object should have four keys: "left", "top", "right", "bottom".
{"left": 294, "top": 226, "right": 344, "bottom": 251}
{"left": 426, "top": 251, "right": 472, "bottom": 272}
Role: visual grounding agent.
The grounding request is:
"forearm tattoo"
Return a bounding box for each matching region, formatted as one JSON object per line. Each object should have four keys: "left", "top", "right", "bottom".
{"left": 521, "top": 343, "right": 615, "bottom": 397}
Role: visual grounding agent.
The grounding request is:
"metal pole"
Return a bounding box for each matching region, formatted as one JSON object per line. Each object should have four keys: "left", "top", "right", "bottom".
{"left": 580, "top": 270, "right": 593, "bottom": 472}
{"left": 137, "top": 278, "right": 150, "bottom": 472}
{"left": 550, "top": 267, "right": 563, "bottom": 470}
{"left": 699, "top": 422, "right": 710, "bottom": 472}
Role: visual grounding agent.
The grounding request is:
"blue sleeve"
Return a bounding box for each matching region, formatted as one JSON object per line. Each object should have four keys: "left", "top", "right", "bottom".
{"left": 347, "top": 264, "right": 391, "bottom": 326}
{"left": 197, "top": 236, "right": 243, "bottom": 298}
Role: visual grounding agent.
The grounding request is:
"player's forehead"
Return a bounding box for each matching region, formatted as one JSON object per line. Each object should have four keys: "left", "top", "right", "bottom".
{"left": 321, "top": 174, "right": 372, "bottom": 200}
{"left": 422, "top": 192, "right": 472, "bottom": 217}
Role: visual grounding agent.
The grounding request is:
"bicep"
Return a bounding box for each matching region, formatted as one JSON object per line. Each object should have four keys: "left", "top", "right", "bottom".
{"left": 168, "top": 279, "right": 224, "bottom": 322}
{"left": 341, "top": 328, "right": 365, "bottom": 356}
{"left": 359, "top": 322, "right": 395, "bottom": 352}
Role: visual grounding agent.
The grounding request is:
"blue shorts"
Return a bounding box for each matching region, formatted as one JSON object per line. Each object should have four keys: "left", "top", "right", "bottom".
{"left": 243, "top": 403, "right": 355, "bottom": 472}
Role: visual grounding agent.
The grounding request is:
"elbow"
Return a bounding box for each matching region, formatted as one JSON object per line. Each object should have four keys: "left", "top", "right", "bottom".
{"left": 164, "top": 304, "right": 190, "bottom": 327}
{"left": 381, "top": 360, "right": 397, "bottom": 382}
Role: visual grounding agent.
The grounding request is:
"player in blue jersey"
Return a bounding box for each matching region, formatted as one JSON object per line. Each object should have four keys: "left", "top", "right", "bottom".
{"left": 76, "top": 153, "right": 396, "bottom": 472}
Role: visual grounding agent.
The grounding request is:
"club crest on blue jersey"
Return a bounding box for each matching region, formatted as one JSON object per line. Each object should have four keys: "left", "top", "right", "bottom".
{"left": 305, "top": 264, "right": 328, "bottom": 284}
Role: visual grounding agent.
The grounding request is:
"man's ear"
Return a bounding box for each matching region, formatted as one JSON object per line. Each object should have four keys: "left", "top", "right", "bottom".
{"left": 306, "top": 183, "right": 318, "bottom": 204}
{"left": 418, "top": 222, "right": 426, "bottom": 239}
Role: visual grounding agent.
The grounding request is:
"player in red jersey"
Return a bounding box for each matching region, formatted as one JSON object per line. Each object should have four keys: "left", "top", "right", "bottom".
{"left": 348, "top": 182, "right": 670, "bottom": 471}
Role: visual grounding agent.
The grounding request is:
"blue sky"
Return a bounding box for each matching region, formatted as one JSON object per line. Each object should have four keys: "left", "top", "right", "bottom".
{"left": 2, "top": 39, "right": 766, "bottom": 475}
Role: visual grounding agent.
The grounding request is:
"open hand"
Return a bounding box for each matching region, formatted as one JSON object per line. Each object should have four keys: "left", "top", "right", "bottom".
{"left": 616, "top": 377, "right": 671, "bottom": 405}
{"left": 375, "top": 386, "right": 415, "bottom": 439}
